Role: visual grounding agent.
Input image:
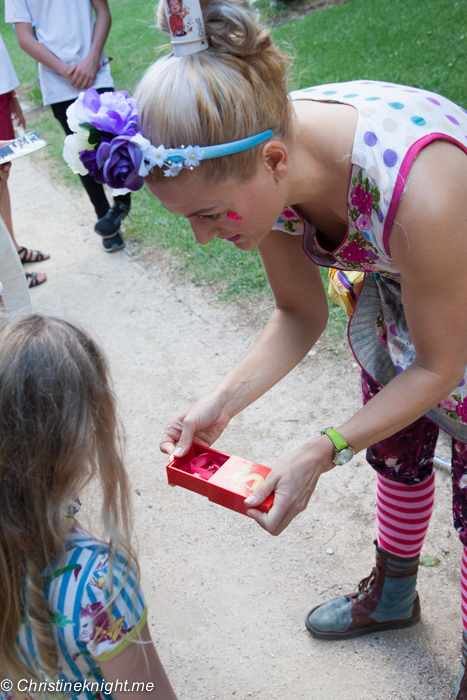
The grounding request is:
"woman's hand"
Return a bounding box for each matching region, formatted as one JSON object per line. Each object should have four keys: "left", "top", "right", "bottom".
{"left": 159, "top": 391, "right": 233, "bottom": 457}
{"left": 245, "top": 435, "right": 336, "bottom": 535}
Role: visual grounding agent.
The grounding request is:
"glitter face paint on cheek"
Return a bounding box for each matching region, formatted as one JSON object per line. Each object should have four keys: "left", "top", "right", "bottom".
{"left": 228, "top": 211, "right": 242, "bottom": 221}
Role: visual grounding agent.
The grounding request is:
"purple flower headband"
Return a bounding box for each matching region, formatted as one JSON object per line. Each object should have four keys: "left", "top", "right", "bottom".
{"left": 63, "top": 89, "right": 273, "bottom": 194}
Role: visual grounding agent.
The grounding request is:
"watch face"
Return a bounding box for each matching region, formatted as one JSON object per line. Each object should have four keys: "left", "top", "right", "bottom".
{"left": 335, "top": 446, "right": 354, "bottom": 465}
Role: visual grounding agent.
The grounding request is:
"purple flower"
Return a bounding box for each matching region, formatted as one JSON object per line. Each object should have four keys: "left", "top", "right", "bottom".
{"left": 94, "top": 136, "right": 144, "bottom": 191}
{"left": 79, "top": 149, "right": 105, "bottom": 183}
{"left": 340, "top": 241, "right": 369, "bottom": 264}
{"left": 356, "top": 214, "right": 372, "bottom": 231}
{"left": 438, "top": 398, "right": 457, "bottom": 411}
{"left": 74, "top": 89, "right": 139, "bottom": 137}
{"left": 351, "top": 184, "right": 373, "bottom": 215}
{"left": 457, "top": 398, "right": 467, "bottom": 423}
{"left": 377, "top": 328, "right": 388, "bottom": 346}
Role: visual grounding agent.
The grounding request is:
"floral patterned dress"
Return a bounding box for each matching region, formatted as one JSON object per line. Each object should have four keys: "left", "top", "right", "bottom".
{"left": 273, "top": 79, "right": 467, "bottom": 441}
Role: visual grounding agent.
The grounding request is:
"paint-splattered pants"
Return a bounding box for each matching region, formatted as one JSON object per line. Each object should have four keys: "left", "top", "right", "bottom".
{"left": 362, "top": 371, "right": 467, "bottom": 545}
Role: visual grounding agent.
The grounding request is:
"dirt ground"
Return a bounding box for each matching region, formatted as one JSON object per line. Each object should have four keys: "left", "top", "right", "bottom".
{"left": 9, "top": 154, "right": 462, "bottom": 700}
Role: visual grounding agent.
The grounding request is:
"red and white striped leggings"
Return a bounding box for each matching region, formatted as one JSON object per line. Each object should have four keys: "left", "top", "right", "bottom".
{"left": 362, "top": 371, "right": 467, "bottom": 628}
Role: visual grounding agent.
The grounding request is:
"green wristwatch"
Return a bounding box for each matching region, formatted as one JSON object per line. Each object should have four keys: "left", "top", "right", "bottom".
{"left": 321, "top": 427, "right": 355, "bottom": 466}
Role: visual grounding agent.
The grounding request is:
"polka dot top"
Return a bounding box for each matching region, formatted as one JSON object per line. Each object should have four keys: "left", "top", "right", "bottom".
{"left": 273, "top": 79, "right": 467, "bottom": 277}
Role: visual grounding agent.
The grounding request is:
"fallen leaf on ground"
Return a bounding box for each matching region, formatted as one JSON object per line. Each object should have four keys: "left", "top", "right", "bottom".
{"left": 420, "top": 555, "right": 440, "bottom": 567}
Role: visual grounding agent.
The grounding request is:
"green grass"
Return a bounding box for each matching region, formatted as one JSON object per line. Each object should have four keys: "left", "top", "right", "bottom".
{"left": 277, "top": 0, "right": 467, "bottom": 104}
{"left": 1, "top": 0, "right": 465, "bottom": 336}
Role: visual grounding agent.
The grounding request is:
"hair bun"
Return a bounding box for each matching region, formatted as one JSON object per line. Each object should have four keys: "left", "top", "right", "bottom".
{"left": 141, "top": 1, "right": 291, "bottom": 184}
{"left": 157, "top": 0, "right": 269, "bottom": 59}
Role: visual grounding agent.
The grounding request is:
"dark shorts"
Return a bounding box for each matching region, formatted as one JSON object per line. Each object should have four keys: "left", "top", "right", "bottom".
{"left": 0, "top": 91, "right": 15, "bottom": 140}
{"left": 362, "top": 370, "right": 467, "bottom": 545}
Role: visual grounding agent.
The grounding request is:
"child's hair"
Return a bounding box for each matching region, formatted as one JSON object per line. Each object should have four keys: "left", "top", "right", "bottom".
{"left": 0, "top": 314, "right": 137, "bottom": 688}
{"left": 134, "top": 0, "right": 292, "bottom": 184}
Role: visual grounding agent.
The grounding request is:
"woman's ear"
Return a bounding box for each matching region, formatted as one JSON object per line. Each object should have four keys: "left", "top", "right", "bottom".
{"left": 260, "top": 140, "right": 288, "bottom": 182}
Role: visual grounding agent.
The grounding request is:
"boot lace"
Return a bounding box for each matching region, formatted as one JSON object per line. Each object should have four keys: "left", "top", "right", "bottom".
{"left": 357, "top": 567, "right": 378, "bottom": 595}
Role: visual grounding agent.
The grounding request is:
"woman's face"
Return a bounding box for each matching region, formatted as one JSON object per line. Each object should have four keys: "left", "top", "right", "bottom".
{"left": 146, "top": 159, "right": 288, "bottom": 252}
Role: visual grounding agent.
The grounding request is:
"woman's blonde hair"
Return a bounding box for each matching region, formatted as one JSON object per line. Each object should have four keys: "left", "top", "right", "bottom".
{"left": 135, "top": 0, "right": 292, "bottom": 184}
{"left": 0, "top": 314, "right": 137, "bottom": 691}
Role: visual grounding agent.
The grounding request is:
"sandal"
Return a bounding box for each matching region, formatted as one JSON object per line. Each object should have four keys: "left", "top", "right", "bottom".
{"left": 25, "top": 272, "right": 47, "bottom": 288}
{"left": 17, "top": 246, "right": 50, "bottom": 264}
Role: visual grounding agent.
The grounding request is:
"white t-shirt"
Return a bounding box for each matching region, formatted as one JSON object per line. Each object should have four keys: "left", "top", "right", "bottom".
{"left": 0, "top": 32, "right": 20, "bottom": 96}
{"left": 4, "top": 0, "right": 114, "bottom": 106}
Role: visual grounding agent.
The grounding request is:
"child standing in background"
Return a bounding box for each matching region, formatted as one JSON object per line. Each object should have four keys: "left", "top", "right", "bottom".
{"left": 0, "top": 314, "right": 178, "bottom": 700}
{"left": 0, "top": 33, "right": 49, "bottom": 287}
{"left": 5, "top": 0, "right": 132, "bottom": 253}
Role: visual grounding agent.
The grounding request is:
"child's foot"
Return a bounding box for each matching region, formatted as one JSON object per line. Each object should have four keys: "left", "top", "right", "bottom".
{"left": 17, "top": 246, "right": 50, "bottom": 264}
{"left": 25, "top": 272, "right": 47, "bottom": 288}
{"left": 94, "top": 199, "right": 131, "bottom": 237}
{"left": 102, "top": 231, "right": 125, "bottom": 253}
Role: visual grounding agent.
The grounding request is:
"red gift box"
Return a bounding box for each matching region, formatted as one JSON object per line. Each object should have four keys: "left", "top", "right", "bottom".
{"left": 166, "top": 442, "right": 274, "bottom": 516}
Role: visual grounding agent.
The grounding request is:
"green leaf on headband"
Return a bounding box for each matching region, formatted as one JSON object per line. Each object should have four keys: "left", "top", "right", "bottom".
{"left": 420, "top": 555, "right": 440, "bottom": 566}
{"left": 87, "top": 127, "right": 114, "bottom": 146}
{"left": 88, "top": 127, "right": 102, "bottom": 145}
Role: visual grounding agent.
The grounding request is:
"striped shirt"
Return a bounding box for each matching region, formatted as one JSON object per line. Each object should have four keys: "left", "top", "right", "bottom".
{"left": 3, "top": 521, "right": 146, "bottom": 700}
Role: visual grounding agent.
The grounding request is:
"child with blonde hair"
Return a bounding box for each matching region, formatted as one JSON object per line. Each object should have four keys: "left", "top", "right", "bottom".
{"left": 0, "top": 314, "right": 177, "bottom": 700}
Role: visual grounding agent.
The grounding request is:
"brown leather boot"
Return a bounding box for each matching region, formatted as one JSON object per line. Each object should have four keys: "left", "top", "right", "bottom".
{"left": 306, "top": 541, "right": 420, "bottom": 640}
{"left": 456, "top": 631, "right": 467, "bottom": 699}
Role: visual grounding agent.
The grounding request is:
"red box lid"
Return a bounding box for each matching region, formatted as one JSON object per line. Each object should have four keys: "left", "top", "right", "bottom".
{"left": 166, "top": 443, "right": 273, "bottom": 516}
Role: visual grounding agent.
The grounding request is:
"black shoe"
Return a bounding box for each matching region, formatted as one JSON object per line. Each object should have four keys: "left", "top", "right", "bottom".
{"left": 102, "top": 232, "right": 126, "bottom": 253}
{"left": 94, "top": 199, "right": 131, "bottom": 237}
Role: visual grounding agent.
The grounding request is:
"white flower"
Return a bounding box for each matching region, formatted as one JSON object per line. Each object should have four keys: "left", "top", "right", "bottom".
{"left": 65, "top": 96, "right": 91, "bottom": 136}
{"left": 138, "top": 144, "right": 168, "bottom": 177}
{"left": 62, "top": 132, "right": 93, "bottom": 175}
{"left": 105, "top": 184, "right": 132, "bottom": 197}
{"left": 183, "top": 145, "right": 204, "bottom": 168}
{"left": 130, "top": 133, "right": 152, "bottom": 150}
{"left": 65, "top": 99, "right": 81, "bottom": 133}
{"left": 163, "top": 162, "right": 183, "bottom": 177}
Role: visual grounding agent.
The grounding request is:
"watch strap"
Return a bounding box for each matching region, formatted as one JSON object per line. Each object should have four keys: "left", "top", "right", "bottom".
{"left": 321, "top": 427, "right": 348, "bottom": 452}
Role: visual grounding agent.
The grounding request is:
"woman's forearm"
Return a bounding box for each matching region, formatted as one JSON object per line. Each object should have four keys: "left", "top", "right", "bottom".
{"left": 338, "top": 361, "right": 464, "bottom": 454}
{"left": 213, "top": 305, "right": 328, "bottom": 417}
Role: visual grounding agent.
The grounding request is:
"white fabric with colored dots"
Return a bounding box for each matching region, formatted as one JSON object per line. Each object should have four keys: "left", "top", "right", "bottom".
{"left": 273, "top": 80, "right": 467, "bottom": 441}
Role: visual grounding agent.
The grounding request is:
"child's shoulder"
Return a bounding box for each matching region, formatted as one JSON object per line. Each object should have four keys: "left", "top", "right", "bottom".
{"left": 43, "top": 520, "right": 146, "bottom": 663}
{"left": 65, "top": 519, "right": 107, "bottom": 553}
{"left": 45, "top": 520, "right": 112, "bottom": 591}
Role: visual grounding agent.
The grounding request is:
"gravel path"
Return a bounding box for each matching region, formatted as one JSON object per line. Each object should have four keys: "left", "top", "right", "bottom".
{"left": 10, "top": 153, "right": 462, "bottom": 700}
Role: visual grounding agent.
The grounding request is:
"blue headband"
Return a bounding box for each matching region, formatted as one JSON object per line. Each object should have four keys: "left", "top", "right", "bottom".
{"left": 139, "top": 129, "right": 274, "bottom": 177}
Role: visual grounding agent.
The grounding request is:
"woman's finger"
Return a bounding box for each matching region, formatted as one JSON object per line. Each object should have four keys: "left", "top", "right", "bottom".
{"left": 247, "top": 491, "right": 299, "bottom": 534}
{"left": 159, "top": 419, "right": 184, "bottom": 454}
{"left": 173, "top": 418, "right": 197, "bottom": 457}
{"left": 160, "top": 440, "right": 176, "bottom": 456}
{"left": 244, "top": 470, "right": 279, "bottom": 508}
{"left": 247, "top": 506, "right": 297, "bottom": 536}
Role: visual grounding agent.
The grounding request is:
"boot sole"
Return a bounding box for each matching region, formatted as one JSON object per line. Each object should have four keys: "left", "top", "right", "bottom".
{"left": 305, "top": 605, "right": 420, "bottom": 640}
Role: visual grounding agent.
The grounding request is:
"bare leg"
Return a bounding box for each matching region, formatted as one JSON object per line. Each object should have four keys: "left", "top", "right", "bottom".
{"left": 0, "top": 179, "right": 19, "bottom": 248}
{"left": 0, "top": 175, "right": 47, "bottom": 285}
